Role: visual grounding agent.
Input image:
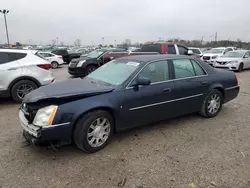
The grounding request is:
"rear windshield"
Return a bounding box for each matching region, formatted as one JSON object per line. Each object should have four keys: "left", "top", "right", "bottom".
{"left": 35, "top": 52, "right": 47, "bottom": 60}
{"left": 141, "top": 44, "right": 161, "bottom": 53}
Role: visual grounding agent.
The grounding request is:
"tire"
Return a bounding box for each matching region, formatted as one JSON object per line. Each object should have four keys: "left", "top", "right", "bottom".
{"left": 11, "top": 80, "right": 38, "bottom": 102}
{"left": 199, "top": 89, "right": 223, "bottom": 118}
{"left": 238, "top": 63, "right": 243, "bottom": 72}
{"left": 74, "top": 110, "right": 114, "bottom": 153}
{"left": 85, "top": 65, "right": 97, "bottom": 75}
{"left": 51, "top": 61, "right": 59, "bottom": 69}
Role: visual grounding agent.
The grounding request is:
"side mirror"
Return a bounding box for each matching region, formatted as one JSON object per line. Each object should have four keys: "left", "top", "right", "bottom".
{"left": 187, "top": 50, "right": 194, "bottom": 55}
{"left": 134, "top": 77, "right": 151, "bottom": 87}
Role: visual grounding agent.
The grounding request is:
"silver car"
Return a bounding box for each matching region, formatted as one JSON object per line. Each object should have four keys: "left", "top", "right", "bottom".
{"left": 0, "top": 49, "right": 55, "bottom": 102}
{"left": 213, "top": 50, "right": 250, "bottom": 72}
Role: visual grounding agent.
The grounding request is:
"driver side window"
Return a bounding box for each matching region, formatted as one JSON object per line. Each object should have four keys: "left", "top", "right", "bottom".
{"left": 138, "top": 60, "right": 169, "bottom": 83}
{"left": 244, "top": 51, "right": 250, "bottom": 58}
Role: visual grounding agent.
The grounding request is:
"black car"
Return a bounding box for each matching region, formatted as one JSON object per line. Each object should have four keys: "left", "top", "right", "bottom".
{"left": 51, "top": 49, "right": 81, "bottom": 64}
{"left": 20, "top": 55, "right": 239, "bottom": 153}
{"left": 68, "top": 48, "right": 127, "bottom": 77}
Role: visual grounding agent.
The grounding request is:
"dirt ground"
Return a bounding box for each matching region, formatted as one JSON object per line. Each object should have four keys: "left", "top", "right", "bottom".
{"left": 0, "top": 66, "right": 250, "bottom": 188}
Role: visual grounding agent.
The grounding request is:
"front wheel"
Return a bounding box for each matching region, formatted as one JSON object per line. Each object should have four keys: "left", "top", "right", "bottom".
{"left": 86, "top": 65, "right": 97, "bottom": 75}
{"left": 238, "top": 63, "right": 243, "bottom": 72}
{"left": 199, "top": 89, "right": 223, "bottom": 118}
{"left": 74, "top": 110, "right": 114, "bottom": 153}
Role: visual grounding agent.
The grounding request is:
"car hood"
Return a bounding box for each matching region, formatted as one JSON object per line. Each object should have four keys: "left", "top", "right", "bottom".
{"left": 216, "top": 57, "right": 242, "bottom": 61}
{"left": 71, "top": 56, "right": 96, "bottom": 63}
{"left": 203, "top": 53, "right": 222, "bottom": 56}
{"left": 23, "top": 78, "right": 114, "bottom": 103}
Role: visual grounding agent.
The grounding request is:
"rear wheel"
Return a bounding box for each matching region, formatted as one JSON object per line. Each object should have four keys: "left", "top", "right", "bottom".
{"left": 238, "top": 63, "right": 243, "bottom": 72}
{"left": 51, "top": 61, "right": 59, "bottom": 69}
{"left": 74, "top": 110, "right": 114, "bottom": 153}
{"left": 11, "top": 80, "right": 38, "bottom": 102}
{"left": 199, "top": 89, "right": 223, "bottom": 118}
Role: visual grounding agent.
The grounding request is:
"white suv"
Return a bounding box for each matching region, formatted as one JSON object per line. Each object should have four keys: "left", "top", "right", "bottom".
{"left": 0, "top": 49, "right": 55, "bottom": 102}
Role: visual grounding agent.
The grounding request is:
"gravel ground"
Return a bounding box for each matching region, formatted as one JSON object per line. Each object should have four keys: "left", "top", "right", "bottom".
{"left": 0, "top": 66, "right": 250, "bottom": 188}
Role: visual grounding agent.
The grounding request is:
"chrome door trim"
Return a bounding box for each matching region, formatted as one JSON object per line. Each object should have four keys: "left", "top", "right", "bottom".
{"left": 225, "top": 85, "right": 239, "bottom": 90}
{"left": 129, "top": 93, "right": 203, "bottom": 111}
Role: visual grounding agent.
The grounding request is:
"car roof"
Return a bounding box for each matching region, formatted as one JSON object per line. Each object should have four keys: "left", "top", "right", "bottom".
{"left": 0, "top": 48, "right": 33, "bottom": 53}
{"left": 231, "top": 50, "right": 248, "bottom": 52}
{"left": 119, "top": 54, "right": 190, "bottom": 62}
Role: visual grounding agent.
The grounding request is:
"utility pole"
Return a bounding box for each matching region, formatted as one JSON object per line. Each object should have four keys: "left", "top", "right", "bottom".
{"left": 102, "top": 37, "right": 104, "bottom": 46}
{"left": 215, "top": 32, "right": 217, "bottom": 42}
{"left": 201, "top": 36, "right": 204, "bottom": 44}
{"left": 0, "top": 9, "right": 10, "bottom": 46}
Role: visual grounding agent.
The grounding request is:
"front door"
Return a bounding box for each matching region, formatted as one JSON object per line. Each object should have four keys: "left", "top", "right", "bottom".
{"left": 243, "top": 51, "right": 250, "bottom": 68}
{"left": 118, "top": 60, "right": 176, "bottom": 129}
{"left": 171, "top": 58, "right": 210, "bottom": 115}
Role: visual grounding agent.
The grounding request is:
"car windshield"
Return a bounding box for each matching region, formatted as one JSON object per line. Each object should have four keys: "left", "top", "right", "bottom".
{"left": 87, "top": 50, "right": 106, "bottom": 58}
{"left": 223, "top": 51, "right": 245, "bottom": 57}
{"left": 206, "top": 49, "right": 224, "bottom": 54}
{"left": 87, "top": 60, "right": 140, "bottom": 85}
{"left": 190, "top": 48, "right": 201, "bottom": 54}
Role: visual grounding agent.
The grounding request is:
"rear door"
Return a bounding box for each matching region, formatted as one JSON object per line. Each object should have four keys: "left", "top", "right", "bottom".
{"left": 0, "top": 52, "right": 22, "bottom": 91}
{"left": 119, "top": 60, "right": 176, "bottom": 128}
{"left": 167, "top": 44, "right": 177, "bottom": 54}
{"left": 171, "top": 58, "right": 210, "bottom": 115}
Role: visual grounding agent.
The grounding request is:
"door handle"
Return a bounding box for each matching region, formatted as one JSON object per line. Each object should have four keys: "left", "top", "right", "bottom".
{"left": 201, "top": 81, "right": 209, "bottom": 86}
{"left": 162, "top": 88, "right": 171, "bottom": 93}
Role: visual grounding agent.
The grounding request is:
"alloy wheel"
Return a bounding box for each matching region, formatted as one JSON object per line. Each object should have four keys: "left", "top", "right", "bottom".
{"left": 87, "top": 117, "right": 111, "bottom": 147}
{"left": 207, "top": 93, "right": 221, "bottom": 115}
{"left": 16, "top": 84, "right": 34, "bottom": 99}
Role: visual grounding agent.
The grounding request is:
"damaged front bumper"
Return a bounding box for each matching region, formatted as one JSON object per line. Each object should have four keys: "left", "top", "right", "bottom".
{"left": 19, "top": 110, "right": 72, "bottom": 145}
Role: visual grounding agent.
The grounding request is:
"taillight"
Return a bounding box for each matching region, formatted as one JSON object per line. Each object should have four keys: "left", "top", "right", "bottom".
{"left": 58, "top": 56, "right": 62, "bottom": 59}
{"left": 37, "top": 64, "right": 51, "bottom": 70}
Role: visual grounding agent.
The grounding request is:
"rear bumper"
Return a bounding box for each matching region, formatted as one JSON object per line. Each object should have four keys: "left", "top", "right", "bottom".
{"left": 19, "top": 110, "right": 72, "bottom": 145}
{"left": 224, "top": 85, "right": 240, "bottom": 103}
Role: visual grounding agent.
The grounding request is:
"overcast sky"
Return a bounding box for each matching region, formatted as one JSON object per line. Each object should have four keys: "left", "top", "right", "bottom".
{"left": 1, "top": 0, "right": 250, "bottom": 45}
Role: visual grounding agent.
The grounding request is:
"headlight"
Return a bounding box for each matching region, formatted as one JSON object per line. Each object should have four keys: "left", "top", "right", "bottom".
{"left": 33, "top": 105, "right": 58, "bottom": 126}
{"left": 212, "top": 56, "right": 218, "bottom": 59}
{"left": 229, "top": 61, "right": 238, "bottom": 64}
{"left": 76, "top": 60, "right": 86, "bottom": 67}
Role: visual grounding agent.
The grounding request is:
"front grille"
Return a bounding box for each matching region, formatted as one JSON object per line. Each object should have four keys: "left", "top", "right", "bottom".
{"left": 216, "top": 61, "right": 228, "bottom": 65}
{"left": 203, "top": 56, "right": 210, "bottom": 60}
{"left": 21, "top": 103, "right": 38, "bottom": 124}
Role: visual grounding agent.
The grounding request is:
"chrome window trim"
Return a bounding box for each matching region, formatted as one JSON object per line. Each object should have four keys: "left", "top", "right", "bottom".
{"left": 126, "top": 58, "right": 208, "bottom": 89}
{"left": 129, "top": 93, "right": 204, "bottom": 111}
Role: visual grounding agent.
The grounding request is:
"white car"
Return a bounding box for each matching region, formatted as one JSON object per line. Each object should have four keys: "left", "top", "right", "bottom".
{"left": 38, "top": 51, "right": 64, "bottom": 69}
{"left": 189, "top": 47, "right": 203, "bottom": 57}
{"left": 0, "top": 49, "right": 54, "bottom": 102}
{"left": 214, "top": 50, "right": 250, "bottom": 72}
{"left": 202, "top": 47, "right": 235, "bottom": 65}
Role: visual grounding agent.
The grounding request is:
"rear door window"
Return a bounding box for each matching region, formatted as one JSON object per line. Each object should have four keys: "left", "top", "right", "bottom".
{"left": 141, "top": 44, "right": 161, "bottom": 53}
{"left": 0, "top": 52, "right": 9, "bottom": 64}
{"left": 173, "top": 59, "right": 195, "bottom": 79}
{"left": 191, "top": 60, "right": 206, "bottom": 75}
{"left": 8, "top": 53, "right": 27, "bottom": 62}
{"left": 168, "top": 45, "right": 176, "bottom": 54}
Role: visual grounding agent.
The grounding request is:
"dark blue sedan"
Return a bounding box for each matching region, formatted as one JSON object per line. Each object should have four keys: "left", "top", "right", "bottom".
{"left": 19, "top": 55, "right": 239, "bottom": 153}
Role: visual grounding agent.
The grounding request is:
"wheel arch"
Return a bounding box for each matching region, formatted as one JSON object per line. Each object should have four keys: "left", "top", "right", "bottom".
{"left": 209, "top": 84, "right": 225, "bottom": 102}
{"left": 71, "top": 106, "right": 117, "bottom": 135}
{"left": 7, "top": 76, "right": 41, "bottom": 94}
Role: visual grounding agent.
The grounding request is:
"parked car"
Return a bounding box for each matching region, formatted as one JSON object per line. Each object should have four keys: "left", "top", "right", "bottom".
{"left": 0, "top": 49, "right": 54, "bottom": 102}
{"left": 140, "top": 41, "right": 193, "bottom": 55}
{"left": 189, "top": 47, "right": 203, "bottom": 57}
{"left": 201, "top": 47, "right": 235, "bottom": 65}
{"left": 20, "top": 55, "right": 239, "bottom": 153}
{"left": 68, "top": 49, "right": 158, "bottom": 77}
{"left": 213, "top": 50, "right": 250, "bottom": 72}
{"left": 38, "top": 51, "right": 64, "bottom": 69}
{"left": 50, "top": 49, "right": 81, "bottom": 64}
